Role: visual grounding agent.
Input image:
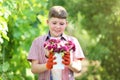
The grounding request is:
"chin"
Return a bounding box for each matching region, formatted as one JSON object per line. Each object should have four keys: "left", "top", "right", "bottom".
{"left": 52, "top": 32, "right": 62, "bottom": 37}
{"left": 54, "top": 34, "right": 61, "bottom": 37}
{"left": 55, "top": 35, "right": 60, "bottom": 37}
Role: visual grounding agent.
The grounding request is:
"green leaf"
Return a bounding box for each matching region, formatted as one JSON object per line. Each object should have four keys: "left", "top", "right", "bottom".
{"left": 2, "top": 62, "right": 9, "bottom": 72}
{"left": 0, "top": 64, "right": 2, "bottom": 72}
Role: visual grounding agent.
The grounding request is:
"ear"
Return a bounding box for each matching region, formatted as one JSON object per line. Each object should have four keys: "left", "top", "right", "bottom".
{"left": 66, "top": 21, "right": 68, "bottom": 26}
{"left": 46, "top": 20, "right": 49, "bottom": 24}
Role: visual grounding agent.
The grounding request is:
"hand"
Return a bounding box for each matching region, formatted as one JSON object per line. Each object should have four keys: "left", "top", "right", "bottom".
{"left": 44, "top": 49, "right": 49, "bottom": 58}
{"left": 46, "top": 52, "right": 57, "bottom": 69}
{"left": 62, "top": 51, "right": 70, "bottom": 66}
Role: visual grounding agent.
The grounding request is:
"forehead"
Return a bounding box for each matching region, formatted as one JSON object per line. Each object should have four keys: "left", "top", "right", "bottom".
{"left": 49, "top": 17, "right": 66, "bottom": 22}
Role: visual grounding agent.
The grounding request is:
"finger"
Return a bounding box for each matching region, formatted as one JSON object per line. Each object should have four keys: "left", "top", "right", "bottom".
{"left": 48, "top": 53, "right": 54, "bottom": 58}
{"left": 62, "top": 61, "right": 70, "bottom": 65}
{"left": 62, "top": 55, "right": 70, "bottom": 60}
{"left": 63, "top": 57, "right": 70, "bottom": 61}
{"left": 48, "top": 58, "right": 54, "bottom": 62}
{"left": 63, "top": 53, "right": 70, "bottom": 58}
{"left": 46, "top": 64, "right": 53, "bottom": 69}
{"left": 49, "top": 53, "right": 54, "bottom": 58}
{"left": 48, "top": 57, "right": 56, "bottom": 63}
{"left": 62, "top": 55, "right": 70, "bottom": 59}
{"left": 50, "top": 56, "right": 56, "bottom": 60}
{"left": 48, "top": 62, "right": 57, "bottom": 66}
{"left": 53, "top": 56, "right": 56, "bottom": 60}
{"left": 64, "top": 52, "right": 70, "bottom": 55}
{"left": 62, "top": 54, "right": 69, "bottom": 58}
{"left": 53, "top": 62, "right": 57, "bottom": 65}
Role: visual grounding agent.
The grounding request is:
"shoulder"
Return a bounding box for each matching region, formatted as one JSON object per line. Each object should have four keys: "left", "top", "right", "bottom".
{"left": 66, "top": 35, "right": 78, "bottom": 41}
{"left": 32, "top": 34, "right": 47, "bottom": 44}
{"left": 65, "top": 35, "right": 80, "bottom": 45}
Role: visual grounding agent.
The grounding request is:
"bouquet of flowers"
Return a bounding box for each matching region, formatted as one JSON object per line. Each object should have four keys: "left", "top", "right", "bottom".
{"left": 44, "top": 38, "right": 76, "bottom": 80}
{"left": 44, "top": 38, "right": 75, "bottom": 56}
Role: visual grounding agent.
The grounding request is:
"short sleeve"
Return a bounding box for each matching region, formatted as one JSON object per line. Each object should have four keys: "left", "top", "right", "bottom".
{"left": 27, "top": 39, "right": 39, "bottom": 62}
{"left": 73, "top": 38, "right": 85, "bottom": 60}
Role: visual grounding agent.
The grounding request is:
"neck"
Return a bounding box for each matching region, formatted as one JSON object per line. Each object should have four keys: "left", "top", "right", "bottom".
{"left": 50, "top": 36, "right": 61, "bottom": 39}
{"left": 49, "top": 31, "right": 62, "bottom": 37}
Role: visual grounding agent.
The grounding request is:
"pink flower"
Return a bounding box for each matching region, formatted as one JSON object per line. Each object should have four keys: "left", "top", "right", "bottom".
{"left": 59, "top": 45, "right": 69, "bottom": 52}
{"left": 44, "top": 38, "right": 76, "bottom": 53}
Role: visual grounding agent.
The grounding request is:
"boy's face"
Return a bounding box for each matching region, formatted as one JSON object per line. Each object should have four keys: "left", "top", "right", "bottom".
{"left": 47, "top": 17, "right": 67, "bottom": 37}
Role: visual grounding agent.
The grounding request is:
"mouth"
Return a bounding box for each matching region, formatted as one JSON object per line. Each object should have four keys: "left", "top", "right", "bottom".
{"left": 54, "top": 30, "right": 61, "bottom": 33}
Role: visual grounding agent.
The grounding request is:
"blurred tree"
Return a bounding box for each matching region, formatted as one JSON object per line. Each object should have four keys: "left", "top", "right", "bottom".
{"left": 1, "top": 0, "right": 120, "bottom": 80}
{"left": 47, "top": 0, "right": 66, "bottom": 9}
{"left": 0, "top": 0, "right": 48, "bottom": 80}
{"left": 77, "top": 0, "right": 120, "bottom": 80}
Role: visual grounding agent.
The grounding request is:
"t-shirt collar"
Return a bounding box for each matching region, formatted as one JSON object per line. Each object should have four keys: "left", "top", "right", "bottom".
{"left": 45, "top": 31, "right": 67, "bottom": 41}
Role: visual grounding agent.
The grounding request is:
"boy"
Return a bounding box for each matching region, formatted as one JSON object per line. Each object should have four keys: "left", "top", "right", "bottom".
{"left": 27, "top": 6, "right": 85, "bottom": 80}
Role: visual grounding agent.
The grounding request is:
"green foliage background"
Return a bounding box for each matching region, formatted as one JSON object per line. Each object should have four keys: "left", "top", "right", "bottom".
{"left": 0, "top": 0, "right": 120, "bottom": 80}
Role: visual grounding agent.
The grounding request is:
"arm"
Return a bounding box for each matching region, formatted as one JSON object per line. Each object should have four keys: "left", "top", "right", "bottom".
{"left": 31, "top": 60, "right": 47, "bottom": 74}
{"left": 68, "top": 60, "right": 82, "bottom": 73}
{"left": 62, "top": 52, "right": 82, "bottom": 73}
{"left": 31, "top": 52, "right": 56, "bottom": 74}
{"left": 68, "top": 37, "right": 85, "bottom": 73}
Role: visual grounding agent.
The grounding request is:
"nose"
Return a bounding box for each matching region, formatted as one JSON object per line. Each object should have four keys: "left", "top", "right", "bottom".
{"left": 56, "top": 24, "right": 61, "bottom": 28}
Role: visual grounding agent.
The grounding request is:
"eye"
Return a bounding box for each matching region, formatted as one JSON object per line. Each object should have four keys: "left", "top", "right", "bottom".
{"left": 60, "top": 23, "right": 64, "bottom": 25}
{"left": 52, "top": 22, "right": 57, "bottom": 25}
